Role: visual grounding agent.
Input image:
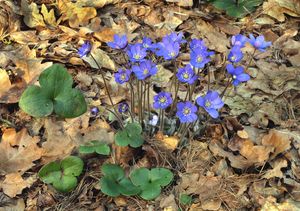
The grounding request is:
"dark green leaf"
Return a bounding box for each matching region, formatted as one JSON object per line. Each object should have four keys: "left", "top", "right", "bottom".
{"left": 150, "top": 168, "right": 173, "bottom": 187}
{"left": 79, "top": 141, "right": 110, "bottom": 155}
{"left": 180, "top": 194, "right": 193, "bottom": 205}
{"left": 139, "top": 183, "right": 161, "bottom": 200}
{"left": 100, "top": 177, "right": 120, "bottom": 197}
{"left": 101, "top": 164, "right": 124, "bottom": 181}
{"left": 53, "top": 175, "right": 78, "bottom": 193}
{"left": 38, "top": 161, "right": 61, "bottom": 184}
{"left": 61, "top": 156, "right": 84, "bottom": 177}
{"left": 130, "top": 168, "right": 150, "bottom": 188}
{"left": 115, "top": 130, "right": 131, "bottom": 147}
{"left": 19, "top": 85, "right": 53, "bottom": 117}
{"left": 212, "top": 0, "right": 263, "bottom": 18}
{"left": 119, "top": 178, "right": 141, "bottom": 196}
{"left": 54, "top": 88, "right": 87, "bottom": 118}
{"left": 129, "top": 134, "right": 144, "bottom": 148}
{"left": 125, "top": 122, "right": 142, "bottom": 136}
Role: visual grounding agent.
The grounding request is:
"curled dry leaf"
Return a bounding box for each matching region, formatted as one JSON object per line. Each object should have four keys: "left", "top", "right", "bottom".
{"left": 0, "top": 128, "right": 43, "bottom": 175}
{"left": 0, "top": 0, "right": 20, "bottom": 40}
{"left": 21, "top": 0, "right": 45, "bottom": 28}
{"left": 1, "top": 173, "right": 36, "bottom": 198}
{"left": 263, "top": 158, "right": 288, "bottom": 179}
{"left": 83, "top": 49, "right": 116, "bottom": 71}
{"left": 263, "top": 0, "right": 300, "bottom": 22}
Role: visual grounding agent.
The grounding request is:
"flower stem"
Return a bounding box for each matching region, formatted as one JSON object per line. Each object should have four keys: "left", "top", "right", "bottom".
{"left": 90, "top": 54, "right": 124, "bottom": 128}
{"left": 106, "top": 108, "right": 124, "bottom": 129}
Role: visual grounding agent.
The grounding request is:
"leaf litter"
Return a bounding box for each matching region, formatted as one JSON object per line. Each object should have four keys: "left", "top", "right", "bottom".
{"left": 0, "top": 0, "right": 300, "bottom": 210}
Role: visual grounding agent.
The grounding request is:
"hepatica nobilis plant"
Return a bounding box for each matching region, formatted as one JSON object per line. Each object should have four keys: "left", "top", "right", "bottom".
{"left": 78, "top": 32, "right": 271, "bottom": 146}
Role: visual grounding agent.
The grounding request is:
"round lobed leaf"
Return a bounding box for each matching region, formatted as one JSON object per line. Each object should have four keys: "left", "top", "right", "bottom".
{"left": 52, "top": 175, "right": 78, "bottom": 193}
{"left": 139, "top": 183, "right": 161, "bottom": 200}
{"left": 149, "top": 168, "right": 173, "bottom": 187}
{"left": 129, "top": 134, "right": 144, "bottom": 148}
{"left": 115, "top": 130, "right": 131, "bottom": 147}
{"left": 101, "top": 164, "right": 124, "bottom": 181}
{"left": 180, "top": 194, "right": 193, "bottom": 205}
{"left": 130, "top": 168, "right": 150, "bottom": 188}
{"left": 39, "top": 64, "right": 73, "bottom": 98}
{"left": 125, "top": 122, "right": 142, "bottom": 136}
{"left": 79, "top": 141, "right": 110, "bottom": 155}
{"left": 19, "top": 85, "right": 53, "bottom": 117}
{"left": 54, "top": 88, "right": 87, "bottom": 118}
{"left": 118, "top": 178, "right": 141, "bottom": 196}
{"left": 100, "top": 177, "right": 120, "bottom": 197}
{"left": 38, "top": 161, "right": 61, "bottom": 184}
{"left": 61, "top": 156, "right": 84, "bottom": 177}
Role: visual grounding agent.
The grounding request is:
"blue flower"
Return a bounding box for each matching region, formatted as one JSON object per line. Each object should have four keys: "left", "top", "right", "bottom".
{"left": 228, "top": 46, "right": 243, "bottom": 63}
{"left": 107, "top": 34, "right": 128, "bottom": 49}
{"left": 114, "top": 69, "right": 131, "bottom": 84}
{"left": 153, "top": 92, "right": 173, "bottom": 110}
{"left": 196, "top": 91, "right": 224, "bottom": 118}
{"left": 142, "top": 37, "right": 154, "bottom": 50}
{"left": 155, "top": 39, "right": 180, "bottom": 60}
{"left": 118, "top": 102, "right": 129, "bottom": 113}
{"left": 226, "top": 64, "right": 250, "bottom": 86}
{"left": 78, "top": 41, "right": 91, "bottom": 58}
{"left": 176, "top": 64, "right": 198, "bottom": 84}
{"left": 176, "top": 101, "right": 198, "bottom": 123}
{"left": 91, "top": 107, "right": 99, "bottom": 116}
{"left": 231, "top": 34, "right": 248, "bottom": 47}
{"left": 190, "top": 48, "right": 214, "bottom": 68}
{"left": 132, "top": 60, "right": 157, "bottom": 80}
{"left": 249, "top": 34, "right": 272, "bottom": 52}
{"left": 189, "top": 39, "right": 207, "bottom": 51}
{"left": 127, "top": 43, "right": 147, "bottom": 62}
{"left": 163, "top": 32, "right": 186, "bottom": 44}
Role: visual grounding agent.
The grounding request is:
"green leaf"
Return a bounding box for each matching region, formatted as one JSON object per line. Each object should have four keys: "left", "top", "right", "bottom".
{"left": 101, "top": 164, "right": 124, "bottom": 181}
{"left": 125, "top": 122, "right": 142, "bottom": 136}
{"left": 100, "top": 177, "right": 120, "bottom": 197}
{"left": 180, "top": 194, "right": 193, "bottom": 205}
{"left": 54, "top": 88, "right": 87, "bottom": 118}
{"left": 118, "top": 178, "right": 141, "bottom": 196}
{"left": 150, "top": 168, "right": 173, "bottom": 187}
{"left": 79, "top": 141, "right": 110, "bottom": 155}
{"left": 115, "top": 130, "right": 131, "bottom": 147}
{"left": 130, "top": 168, "right": 150, "bottom": 188}
{"left": 19, "top": 86, "right": 53, "bottom": 117}
{"left": 139, "top": 183, "right": 161, "bottom": 200}
{"left": 129, "top": 134, "right": 144, "bottom": 148}
{"left": 61, "top": 156, "right": 84, "bottom": 177}
{"left": 38, "top": 161, "right": 61, "bottom": 184}
{"left": 39, "top": 64, "right": 73, "bottom": 98}
{"left": 211, "top": 0, "right": 263, "bottom": 18}
{"left": 53, "top": 175, "right": 78, "bottom": 193}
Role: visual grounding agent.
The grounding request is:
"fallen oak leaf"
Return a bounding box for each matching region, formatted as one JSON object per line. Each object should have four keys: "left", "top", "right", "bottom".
{"left": 0, "top": 128, "right": 43, "bottom": 175}
{"left": 262, "top": 158, "right": 288, "bottom": 179}
{"left": 21, "top": 0, "right": 45, "bottom": 28}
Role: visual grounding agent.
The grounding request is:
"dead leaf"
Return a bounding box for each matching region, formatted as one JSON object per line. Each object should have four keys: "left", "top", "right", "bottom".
{"left": 41, "top": 4, "right": 58, "bottom": 27}
{"left": 160, "top": 194, "right": 178, "bottom": 211}
{"left": 0, "top": 0, "right": 20, "bottom": 40}
{"left": 21, "top": 0, "right": 45, "bottom": 28}
{"left": 261, "top": 198, "right": 300, "bottom": 211}
{"left": 0, "top": 198, "right": 25, "bottom": 211}
{"left": 157, "top": 135, "right": 179, "bottom": 151}
{"left": 1, "top": 173, "right": 36, "bottom": 197}
{"left": 79, "top": 0, "right": 121, "bottom": 8}
{"left": 166, "top": 0, "right": 193, "bottom": 7}
{"left": 262, "top": 130, "right": 291, "bottom": 159}
{"left": 0, "top": 128, "right": 43, "bottom": 175}
{"left": 83, "top": 48, "right": 116, "bottom": 71}
{"left": 201, "top": 199, "right": 222, "bottom": 211}
{"left": 263, "top": 0, "right": 300, "bottom": 22}
{"left": 57, "top": 0, "right": 97, "bottom": 28}
{"left": 263, "top": 158, "right": 288, "bottom": 179}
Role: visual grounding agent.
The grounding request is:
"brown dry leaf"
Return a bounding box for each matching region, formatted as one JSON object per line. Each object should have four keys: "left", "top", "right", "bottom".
{"left": 263, "top": 158, "right": 288, "bottom": 179}
{"left": 57, "top": 0, "right": 97, "bottom": 28}
{"left": 21, "top": 0, "right": 45, "bottom": 28}
{"left": 195, "top": 19, "right": 229, "bottom": 53}
{"left": 78, "top": 0, "right": 121, "bottom": 8}
{"left": 1, "top": 173, "right": 36, "bottom": 198}
{"left": 9, "top": 30, "right": 39, "bottom": 44}
{"left": 0, "top": 128, "right": 43, "bottom": 175}
{"left": 261, "top": 198, "right": 300, "bottom": 211}
{"left": 262, "top": 130, "right": 291, "bottom": 159}
{"left": 41, "top": 4, "right": 58, "bottom": 27}
{"left": 157, "top": 135, "right": 179, "bottom": 151}
{"left": 83, "top": 48, "right": 116, "bottom": 71}
{"left": 263, "top": 0, "right": 300, "bottom": 22}
{"left": 0, "top": 45, "right": 52, "bottom": 103}
{"left": 0, "top": 198, "right": 25, "bottom": 211}
{"left": 0, "top": 0, "right": 20, "bottom": 40}
{"left": 166, "top": 0, "right": 193, "bottom": 7}
{"left": 201, "top": 199, "right": 222, "bottom": 211}
{"left": 160, "top": 194, "right": 178, "bottom": 211}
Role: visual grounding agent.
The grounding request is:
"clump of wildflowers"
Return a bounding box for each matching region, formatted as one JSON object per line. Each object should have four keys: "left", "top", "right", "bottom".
{"left": 196, "top": 91, "right": 224, "bottom": 118}
{"left": 127, "top": 43, "right": 147, "bottom": 62}
{"left": 231, "top": 34, "right": 247, "bottom": 47}
{"left": 176, "top": 101, "right": 198, "bottom": 123}
{"left": 115, "top": 69, "right": 131, "bottom": 84}
{"left": 228, "top": 46, "right": 243, "bottom": 63}
{"left": 107, "top": 34, "right": 128, "bottom": 50}
{"left": 78, "top": 41, "right": 91, "bottom": 58}
{"left": 190, "top": 48, "right": 214, "bottom": 68}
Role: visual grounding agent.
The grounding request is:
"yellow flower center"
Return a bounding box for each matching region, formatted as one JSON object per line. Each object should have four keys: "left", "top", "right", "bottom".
{"left": 121, "top": 74, "right": 126, "bottom": 80}
{"left": 134, "top": 54, "right": 140, "bottom": 59}
{"left": 231, "top": 56, "right": 236, "bottom": 61}
{"left": 183, "top": 108, "right": 190, "bottom": 115}
{"left": 169, "top": 52, "right": 175, "bottom": 57}
{"left": 233, "top": 75, "right": 237, "bottom": 79}
{"left": 197, "top": 56, "right": 203, "bottom": 63}
{"left": 205, "top": 100, "right": 211, "bottom": 108}
{"left": 183, "top": 72, "right": 190, "bottom": 79}
{"left": 159, "top": 97, "right": 166, "bottom": 103}
{"left": 143, "top": 69, "right": 149, "bottom": 75}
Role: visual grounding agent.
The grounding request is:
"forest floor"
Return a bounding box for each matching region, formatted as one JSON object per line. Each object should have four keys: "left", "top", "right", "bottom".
{"left": 0, "top": 0, "right": 300, "bottom": 210}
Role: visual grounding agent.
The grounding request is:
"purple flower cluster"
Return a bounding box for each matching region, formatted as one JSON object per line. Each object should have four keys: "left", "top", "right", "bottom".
{"left": 190, "top": 39, "right": 214, "bottom": 68}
